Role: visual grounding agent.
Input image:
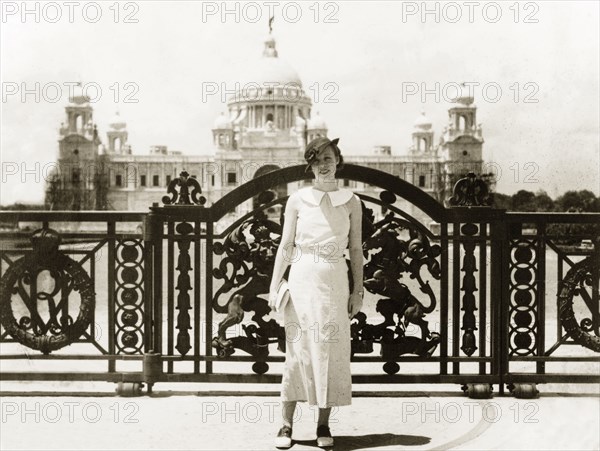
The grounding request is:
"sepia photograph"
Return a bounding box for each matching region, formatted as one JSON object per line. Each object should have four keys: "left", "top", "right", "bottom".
{"left": 1, "top": 1, "right": 599, "bottom": 450}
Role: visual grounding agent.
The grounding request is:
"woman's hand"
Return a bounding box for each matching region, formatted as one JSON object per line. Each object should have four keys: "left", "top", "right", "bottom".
{"left": 348, "top": 292, "right": 363, "bottom": 319}
{"left": 268, "top": 286, "right": 278, "bottom": 311}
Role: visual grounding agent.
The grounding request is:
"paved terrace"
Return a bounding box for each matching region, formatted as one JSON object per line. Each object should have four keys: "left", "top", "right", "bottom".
{"left": 1, "top": 176, "right": 599, "bottom": 450}
{"left": 1, "top": 381, "right": 598, "bottom": 450}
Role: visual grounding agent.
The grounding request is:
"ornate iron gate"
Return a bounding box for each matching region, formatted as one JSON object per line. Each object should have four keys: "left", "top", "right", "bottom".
{"left": 1, "top": 165, "right": 598, "bottom": 398}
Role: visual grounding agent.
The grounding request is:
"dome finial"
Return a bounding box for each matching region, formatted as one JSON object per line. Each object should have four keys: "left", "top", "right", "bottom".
{"left": 414, "top": 111, "right": 432, "bottom": 130}
{"left": 307, "top": 111, "right": 327, "bottom": 129}
{"left": 110, "top": 110, "right": 127, "bottom": 130}
{"left": 263, "top": 16, "right": 277, "bottom": 57}
{"left": 213, "top": 112, "right": 231, "bottom": 129}
{"left": 453, "top": 82, "right": 474, "bottom": 105}
{"left": 69, "top": 80, "right": 90, "bottom": 105}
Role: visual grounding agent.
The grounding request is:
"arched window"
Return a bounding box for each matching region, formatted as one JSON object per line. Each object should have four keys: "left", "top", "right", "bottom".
{"left": 126, "top": 164, "right": 137, "bottom": 187}
{"left": 75, "top": 115, "right": 83, "bottom": 132}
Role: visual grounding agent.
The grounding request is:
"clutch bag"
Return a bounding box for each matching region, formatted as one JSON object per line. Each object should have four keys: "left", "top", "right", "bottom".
{"left": 275, "top": 278, "right": 291, "bottom": 313}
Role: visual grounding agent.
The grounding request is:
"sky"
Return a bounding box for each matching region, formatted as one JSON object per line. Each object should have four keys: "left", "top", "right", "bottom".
{"left": 1, "top": 0, "right": 599, "bottom": 205}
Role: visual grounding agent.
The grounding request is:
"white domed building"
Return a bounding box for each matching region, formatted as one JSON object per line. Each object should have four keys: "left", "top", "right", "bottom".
{"left": 50, "top": 32, "right": 484, "bottom": 223}
{"left": 212, "top": 33, "right": 318, "bottom": 154}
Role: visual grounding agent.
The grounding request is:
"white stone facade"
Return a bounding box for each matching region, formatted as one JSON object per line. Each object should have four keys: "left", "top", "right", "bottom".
{"left": 49, "top": 33, "right": 484, "bottom": 226}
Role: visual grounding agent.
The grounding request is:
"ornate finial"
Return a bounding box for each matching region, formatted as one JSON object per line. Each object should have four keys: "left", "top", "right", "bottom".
{"left": 448, "top": 172, "right": 492, "bottom": 207}
{"left": 162, "top": 170, "right": 206, "bottom": 206}
{"left": 31, "top": 227, "right": 61, "bottom": 257}
{"left": 453, "top": 82, "right": 475, "bottom": 106}
{"left": 263, "top": 19, "right": 278, "bottom": 57}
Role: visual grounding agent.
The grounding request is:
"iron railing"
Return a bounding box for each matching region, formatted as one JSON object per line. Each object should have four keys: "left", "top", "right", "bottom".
{"left": 1, "top": 165, "right": 598, "bottom": 398}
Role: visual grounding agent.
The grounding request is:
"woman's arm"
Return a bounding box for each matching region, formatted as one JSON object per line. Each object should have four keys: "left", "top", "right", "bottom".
{"left": 268, "top": 193, "right": 299, "bottom": 306}
{"left": 347, "top": 194, "right": 363, "bottom": 318}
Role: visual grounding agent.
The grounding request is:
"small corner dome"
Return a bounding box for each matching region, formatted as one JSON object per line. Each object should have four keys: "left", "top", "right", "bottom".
{"left": 109, "top": 112, "right": 126, "bottom": 130}
{"left": 307, "top": 112, "right": 327, "bottom": 129}
{"left": 213, "top": 112, "right": 231, "bottom": 129}
{"left": 69, "top": 84, "right": 90, "bottom": 105}
{"left": 452, "top": 83, "right": 475, "bottom": 105}
{"left": 414, "top": 112, "right": 432, "bottom": 130}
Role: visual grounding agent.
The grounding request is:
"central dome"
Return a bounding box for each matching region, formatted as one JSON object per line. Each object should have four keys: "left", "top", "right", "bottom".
{"left": 241, "top": 34, "right": 302, "bottom": 88}
{"left": 248, "top": 57, "right": 302, "bottom": 87}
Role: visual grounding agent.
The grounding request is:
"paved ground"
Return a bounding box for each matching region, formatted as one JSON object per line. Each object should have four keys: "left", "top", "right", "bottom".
{"left": 1, "top": 382, "right": 598, "bottom": 450}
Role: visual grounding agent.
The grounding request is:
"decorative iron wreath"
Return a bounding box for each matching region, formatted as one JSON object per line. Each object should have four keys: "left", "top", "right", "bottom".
{"left": 0, "top": 253, "right": 95, "bottom": 354}
{"left": 557, "top": 256, "right": 600, "bottom": 353}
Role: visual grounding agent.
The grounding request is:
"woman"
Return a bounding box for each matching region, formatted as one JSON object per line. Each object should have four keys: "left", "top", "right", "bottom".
{"left": 268, "top": 137, "right": 364, "bottom": 448}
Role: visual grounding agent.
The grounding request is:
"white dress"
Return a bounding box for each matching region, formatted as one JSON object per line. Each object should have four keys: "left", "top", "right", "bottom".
{"left": 281, "top": 186, "right": 357, "bottom": 408}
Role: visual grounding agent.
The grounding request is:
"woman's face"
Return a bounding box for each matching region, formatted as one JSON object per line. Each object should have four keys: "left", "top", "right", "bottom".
{"left": 310, "top": 146, "right": 339, "bottom": 182}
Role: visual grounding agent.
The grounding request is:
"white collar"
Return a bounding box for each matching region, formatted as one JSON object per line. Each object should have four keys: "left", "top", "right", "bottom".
{"left": 299, "top": 187, "right": 354, "bottom": 206}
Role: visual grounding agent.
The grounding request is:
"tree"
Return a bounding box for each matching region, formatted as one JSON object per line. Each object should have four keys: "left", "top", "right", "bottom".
{"left": 556, "top": 190, "right": 600, "bottom": 212}
{"left": 512, "top": 190, "right": 537, "bottom": 211}
{"left": 533, "top": 190, "right": 554, "bottom": 212}
{"left": 500, "top": 189, "right": 556, "bottom": 212}
{"left": 548, "top": 190, "right": 600, "bottom": 244}
{"left": 492, "top": 192, "right": 512, "bottom": 210}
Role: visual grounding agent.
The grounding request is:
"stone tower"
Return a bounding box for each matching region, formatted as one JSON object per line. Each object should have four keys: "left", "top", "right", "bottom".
{"left": 49, "top": 84, "right": 103, "bottom": 210}
{"left": 439, "top": 85, "right": 484, "bottom": 195}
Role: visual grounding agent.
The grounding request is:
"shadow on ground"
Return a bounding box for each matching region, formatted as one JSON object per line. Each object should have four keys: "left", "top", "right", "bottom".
{"left": 293, "top": 433, "right": 431, "bottom": 450}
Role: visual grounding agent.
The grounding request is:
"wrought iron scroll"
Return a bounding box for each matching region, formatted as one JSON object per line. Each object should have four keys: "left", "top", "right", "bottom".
{"left": 162, "top": 171, "right": 206, "bottom": 206}
{"left": 353, "top": 191, "right": 441, "bottom": 374}
{"left": 558, "top": 254, "right": 600, "bottom": 352}
{"left": 175, "top": 222, "right": 194, "bottom": 355}
{"left": 115, "top": 239, "right": 145, "bottom": 354}
{"left": 210, "top": 188, "right": 442, "bottom": 375}
{"left": 211, "top": 190, "right": 285, "bottom": 374}
{"left": 448, "top": 173, "right": 494, "bottom": 357}
{"left": 448, "top": 172, "right": 492, "bottom": 207}
{"left": 160, "top": 171, "right": 207, "bottom": 356}
{"left": 0, "top": 228, "right": 95, "bottom": 354}
{"left": 460, "top": 223, "right": 478, "bottom": 356}
{"left": 508, "top": 240, "right": 538, "bottom": 355}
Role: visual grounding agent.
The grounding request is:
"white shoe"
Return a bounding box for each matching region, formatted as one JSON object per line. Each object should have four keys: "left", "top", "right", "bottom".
{"left": 316, "top": 425, "right": 334, "bottom": 448}
{"left": 275, "top": 425, "right": 293, "bottom": 449}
